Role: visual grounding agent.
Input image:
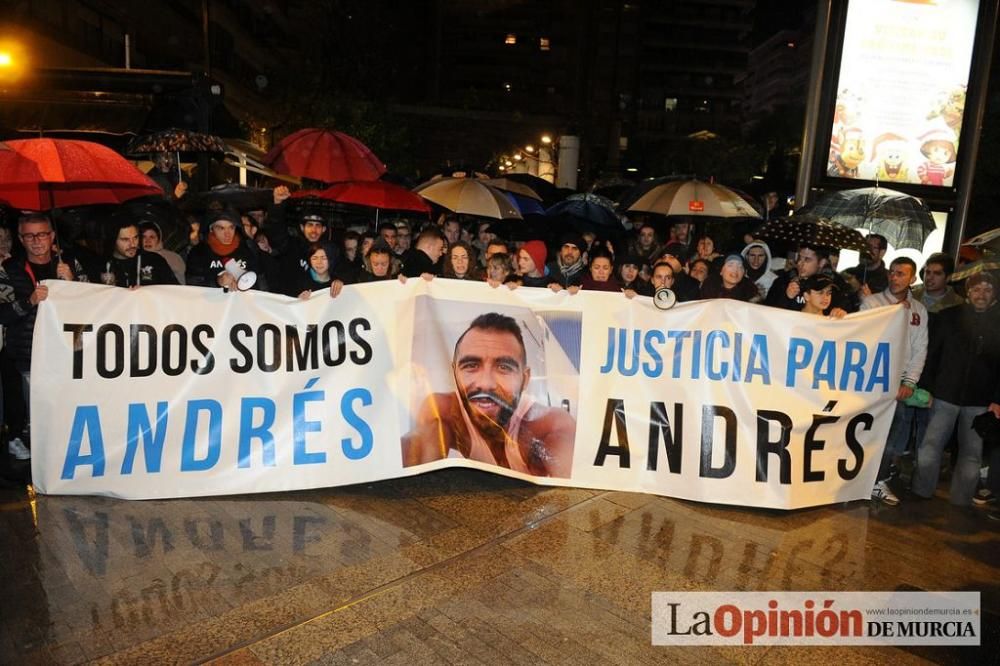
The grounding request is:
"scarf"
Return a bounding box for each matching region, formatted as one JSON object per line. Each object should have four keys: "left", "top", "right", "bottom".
{"left": 558, "top": 257, "right": 585, "bottom": 279}
{"left": 207, "top": 235, "right": 241, "bottom": 257}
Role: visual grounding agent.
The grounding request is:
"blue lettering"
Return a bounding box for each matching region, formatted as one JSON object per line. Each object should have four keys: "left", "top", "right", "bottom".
{"left": 786, "top": 338, "right": 814, "bottom": 387}
{"left": 599, "top": 328, "right": 615, "bottom": 374}
{"left": 866, "top": 342, "right": 891, "bottom": 393}
{"left": 642, "top": 330, "right": 665, "bottom": 378}
{"left": 61, "top": 405, "right": 106, "bottom": 480}
{"left": 238, "top": 397, "right": 276, "bottom": 468}
{"left": 181, "top": 399, "right": 222, "bottom": 471}
{"left": 812, "top": 340, "right": 837, "bottom": 390}
{"left": 121, "top": 402, "right": 168, "bottom": 474}
{"left": 341, "top": 388, "right": 373, "bottom": 460}
{"left": 840, "top": 341, "right": 868, "bottom": 391}
{"left": 746, "top": 334, "right": 771, "bottom": 384}
{"left": 668, "top": 330, "right": 691, "bottom": 379}
{"left": 616, "top": 329, "right": 641, "bottom": 377}
{"left": 293, "top": 379, "right": 326, "bottom": 465}
{"left": 706, "top": 330, "right": 729, "bottom": 380}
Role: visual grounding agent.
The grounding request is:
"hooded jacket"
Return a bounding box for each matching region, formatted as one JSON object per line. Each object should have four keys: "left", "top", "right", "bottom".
{"left": 741, "top": 241, "right": 778, "bottom": 299}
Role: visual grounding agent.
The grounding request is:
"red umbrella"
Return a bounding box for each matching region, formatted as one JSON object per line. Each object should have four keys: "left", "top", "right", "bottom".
{"left": 318, "top": 181, "right": 430, "bottom": 213}
{"left": 0, "top": 138, "right": 163, "bottom": 210}
{"left": 263, "top": 128, "right": 387, "bottom": 183}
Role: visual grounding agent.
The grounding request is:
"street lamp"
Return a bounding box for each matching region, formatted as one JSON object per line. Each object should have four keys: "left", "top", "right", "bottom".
{"left": 0, "top": 40, "right": 28, "bottom": 84}
{"left": 540, "top": 134, "right": 552, "bottom": 145}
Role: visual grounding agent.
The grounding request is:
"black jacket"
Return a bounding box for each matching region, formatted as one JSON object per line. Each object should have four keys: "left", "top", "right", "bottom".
{"left": 766, "top": 270, "right": 857, "bottom": 313}
{"left": 107, "top": 250, "right": 179, "bottom": 287}
{"left": 0, "top": 254, "right": 88, "bottom": 372}
{"left": 922, "top": 302, "right": 1000, "bottom": 406}
{"left": 185, "top": 241, "right": 262, "bottom": 289}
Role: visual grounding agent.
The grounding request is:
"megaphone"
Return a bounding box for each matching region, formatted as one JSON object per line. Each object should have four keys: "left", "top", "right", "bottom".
{"left": 223, "top": 258, "right": 257, "bottom": 291}
{"left": 653, "top": 287, "right": 676, "bottom": 310}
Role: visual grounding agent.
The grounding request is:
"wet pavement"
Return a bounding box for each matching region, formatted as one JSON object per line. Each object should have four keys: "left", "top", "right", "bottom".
{"left": 1, "top": 466, "right": 998, "bottom": 665}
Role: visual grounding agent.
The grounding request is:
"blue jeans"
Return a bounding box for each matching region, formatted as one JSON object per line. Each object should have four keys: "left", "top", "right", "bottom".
{"left": 912, "top": 399, "right": 984, "bottom": 506}
{"left": 877, "top": 402, "right": 928, "bottom": 481}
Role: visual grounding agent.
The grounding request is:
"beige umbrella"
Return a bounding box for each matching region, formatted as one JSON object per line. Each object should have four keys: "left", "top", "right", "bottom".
{"left": 413, "top": 177, "right": 522, "bottom": 220}
{"left": 482, "top": 177, "right": 543, "bottom": 201}
{"left": 626, "top": 179, "right": 761, "bottom": 218}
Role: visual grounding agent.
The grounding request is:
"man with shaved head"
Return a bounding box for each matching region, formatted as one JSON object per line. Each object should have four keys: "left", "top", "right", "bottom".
{"left": 402, "top": 312, "right": 575, "bottom": 476}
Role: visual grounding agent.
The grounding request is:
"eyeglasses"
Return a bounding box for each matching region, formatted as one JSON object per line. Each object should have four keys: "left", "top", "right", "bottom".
{"left": 19, "top": 231, "right": 53, "bottom": 242}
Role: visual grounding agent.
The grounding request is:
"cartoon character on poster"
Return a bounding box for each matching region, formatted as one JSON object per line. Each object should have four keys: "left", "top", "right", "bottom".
{"left": 869, "top": 132, "right": 909, "bottom": 183}
{"left": 828, "top": 88, "right": 863, "bottom": 167}
{"left": 828, "top": 126, "right": 865, "bottom": 178}
{"left": 927, "top": 85, "right": 966, "bottom": 138}
{"left": 916, "top": 128, "right": 957, "bottom": 187}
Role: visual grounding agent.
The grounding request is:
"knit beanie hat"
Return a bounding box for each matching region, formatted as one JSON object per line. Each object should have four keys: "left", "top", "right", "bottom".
{"left": 521, "top": 240, "right": 547, "bottom": 270}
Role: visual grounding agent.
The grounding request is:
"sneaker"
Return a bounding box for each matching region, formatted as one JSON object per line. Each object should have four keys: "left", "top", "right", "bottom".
{"left": 8, "top": 437, "right": 30, "bottom": 461}
{"left": 973, "top": 489, "right": 996, "bottom": 506}
{"left": 872, "top": 480, "right": 900, "bottom": 506}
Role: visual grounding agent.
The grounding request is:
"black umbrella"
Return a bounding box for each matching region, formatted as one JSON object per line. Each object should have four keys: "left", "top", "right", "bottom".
{"left": 181, "top": 184, "right": 273, "bottom": 214}
{"left": 797, "top": 187, "right": 936, "bottom": 250}
{"left": 127, "top": 129, "right": 227, "bottom": 155}
{"left": 756, "top": 214, "right": 866, "bottom": 252}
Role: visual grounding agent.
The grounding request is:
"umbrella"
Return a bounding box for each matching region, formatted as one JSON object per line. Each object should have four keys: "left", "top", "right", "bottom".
{"left": 504, "top": 191, "right": 546, "bottom": 216}
{"left": 263, "top": 128, "right": 386, "bottom": 183}
{"left": 413, "top": 177, "right": 521, "bottom": 220}
{"left": 181, "top": 184, "right": 274, "bottom": 213}
{"left": 0, "top": 138, "right": 163, "bottom": 210}
{"left": 127, "top": 129, "right": 226, "bottom": 155}
{"left": 798, "top": 186, "right": 937, "bottom": 250}
{"left": 321, "top": 180, "right": 430, "bottom": 214}
{"left": 546, "top": 193, "right": 621, "bottom": 230}
{"left": 950, "top": 258, "right": 1000, "bottom": 282}
{"left": 500, "top": 173, "right": 562, "bottom": 204}
{"left": 482, "top": 177, "right": 543, "bottom": 200}
{"left": 755, "top": 214, "right": 866, "bottom": 252}
{"left": 964, "top": 227, "right": 1000, "bottom": 254}
{"left": 625, "top": 179, "right": 761, "bottom": 218}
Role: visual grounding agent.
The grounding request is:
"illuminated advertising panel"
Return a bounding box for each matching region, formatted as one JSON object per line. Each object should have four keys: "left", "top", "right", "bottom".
{"left": 826, "top": 0, "right": 980, "bottom": 187}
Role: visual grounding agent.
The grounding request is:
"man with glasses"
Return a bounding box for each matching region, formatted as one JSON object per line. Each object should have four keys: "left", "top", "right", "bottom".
{"left": 0, "top": 214, "right": 88, "bottom": 461}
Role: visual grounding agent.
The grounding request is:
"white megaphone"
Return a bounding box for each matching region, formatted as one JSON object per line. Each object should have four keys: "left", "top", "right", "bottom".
{"left": 223, "top": 258, "right": 257, "bottom": 291}
{"left": 653, "top": 287, "right": 676, "bottom": 310}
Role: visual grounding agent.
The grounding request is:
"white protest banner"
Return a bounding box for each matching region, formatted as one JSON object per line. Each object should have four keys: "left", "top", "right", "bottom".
{"left": 31, "top": 280, "right": 906, "bottom": 509}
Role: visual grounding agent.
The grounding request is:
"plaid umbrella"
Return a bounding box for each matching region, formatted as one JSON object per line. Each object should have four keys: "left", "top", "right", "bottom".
{"left": 756, "top": 214, "right": 866, "bottom": 252}
{"left": 798, "top": 187, "right": 936, "bottom": 250}
{"left": 127, "top": 129, "right": 226, "bottom": 155}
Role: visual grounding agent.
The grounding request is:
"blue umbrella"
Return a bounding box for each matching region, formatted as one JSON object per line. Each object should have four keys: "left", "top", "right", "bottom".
{"left": 546, "top": 193, "right": 621, "bottom": 230}
{"left": 504, "top": 191, "right": 546, "bottom": 216}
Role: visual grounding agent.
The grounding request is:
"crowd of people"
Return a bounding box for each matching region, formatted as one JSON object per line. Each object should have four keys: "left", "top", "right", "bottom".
{"left": 0, "top": 183, "right": 997, "bottom": 517}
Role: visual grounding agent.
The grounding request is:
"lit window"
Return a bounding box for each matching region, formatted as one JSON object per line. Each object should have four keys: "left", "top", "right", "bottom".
{"left": 664, "top": 97, "right": 678, "bottom": 112}
{"left": 540, "top": 37, "right": 550, "bottom": 51}
{"left": 505, "top": 33, "right": 517, "bottom": 45}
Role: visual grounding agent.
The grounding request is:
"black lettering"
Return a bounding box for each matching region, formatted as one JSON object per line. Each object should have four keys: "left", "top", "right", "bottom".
{"left": 191, "top": 324, "right": 215, "bottom": 375}
{"left": 286, "top": 324, "right": 318, "bottom": 371}
{"left": 257, "top": 323, "right": 281, "bottom": 372}
{"left": 348, "top": 318, "right": 373, "bottom": 364}
{"left": 321, "top": 321, "right": 347, "bottom": 366}
{"left": 229, "top": 324, "right": 253, "bottom": 373}
{"left": 700, "top": 405, "right": 736, "bottom": 479}
{"left": 755, "top": 409, "right": 793, "bottom": 483}
{"left": 647, "top": 401, "right": 683, "bottom": 472}
{"left": 803, "top": 414, "right": 838, "bottom": 482}
{"left": 161, "top": 324, "right": 188, "bottom": 376}
{"left": 96, "top": 324, "right": 125, "bottom": 379}
{"left": 594, "top": 399, "right": 630, "bottom": 467}
{"left": 130, "top": 324, "right": 157, "bottom": 378}
{"left": 64, "top": 324, "right": 94, "bottom": 379}
{"left": 839, "top": 413, "right": 871, "bottom": 480}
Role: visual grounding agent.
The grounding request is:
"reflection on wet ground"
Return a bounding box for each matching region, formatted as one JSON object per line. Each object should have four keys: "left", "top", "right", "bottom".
{"left": 1, "top": 470, "right": 997, "bottom": 664}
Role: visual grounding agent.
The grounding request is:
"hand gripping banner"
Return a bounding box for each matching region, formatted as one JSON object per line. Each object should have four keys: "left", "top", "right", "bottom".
{"left": 31, "top": 280, "right": 907, "bottom": 508}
